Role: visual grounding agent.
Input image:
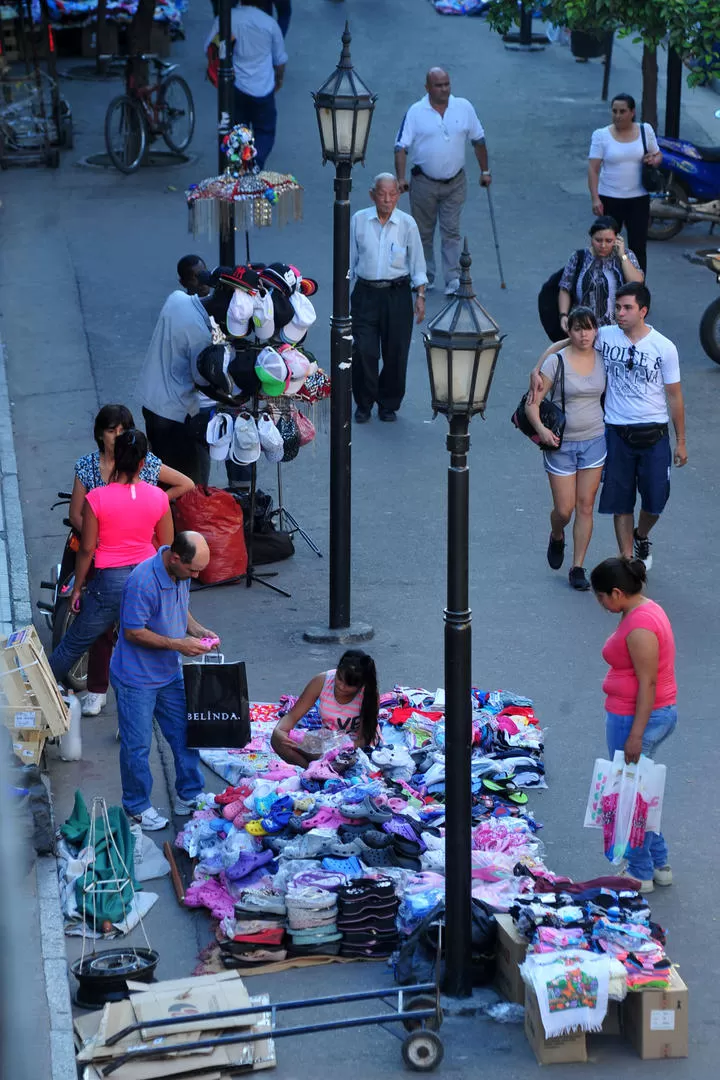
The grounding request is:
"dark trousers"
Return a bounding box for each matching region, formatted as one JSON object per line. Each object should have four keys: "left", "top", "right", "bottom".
{"left": 142, "top": 408, "right": 210, "bottom": 486}
{"left": 601, "top": 194, "right": 651, "bottom": 274}
{"left": 351, "top": 281, "right": 414, "bottom": 413}
{"left": 233, "top": 89, "right": 277, "bottom": 170}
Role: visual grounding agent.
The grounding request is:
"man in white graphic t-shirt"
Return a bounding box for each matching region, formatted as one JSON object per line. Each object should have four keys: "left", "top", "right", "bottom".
{"left": 531, "top": 283, "right": 687, "bottom": 570}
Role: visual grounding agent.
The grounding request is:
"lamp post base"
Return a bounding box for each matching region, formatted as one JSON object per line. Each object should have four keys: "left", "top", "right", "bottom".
{"left": 303, "top": 622, "right": 374, "bottom": 644}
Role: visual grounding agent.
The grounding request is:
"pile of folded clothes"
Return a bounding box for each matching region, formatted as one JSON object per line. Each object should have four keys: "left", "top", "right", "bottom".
{"left": 337, "top": 878, "right": 399, "bottom": 960}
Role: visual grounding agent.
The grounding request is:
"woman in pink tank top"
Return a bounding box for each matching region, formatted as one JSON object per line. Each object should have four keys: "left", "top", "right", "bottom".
{"left": 590, "top": 556, "right": 677, "bottom": 893}
{"left": 272, "top": 650, "right": 379, "bottom": 768}
{"left": 49, "top": 430, "right": 173, "bottom": 687}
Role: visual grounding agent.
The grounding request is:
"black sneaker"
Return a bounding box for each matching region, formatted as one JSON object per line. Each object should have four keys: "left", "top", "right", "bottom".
{"left": 633, "top": 529, "right": 653, "bottom": 571}
{"left": 568, "top": 566, "right": 590, "bottom": 591}
{"left": 354, "top": 407, "right": 371, "bottom": 424}
{"left": 378, "top": 409, "right": 397, "bottom": 422}
{"left": 547, "top": 533, "right": 565, "bottom": 570}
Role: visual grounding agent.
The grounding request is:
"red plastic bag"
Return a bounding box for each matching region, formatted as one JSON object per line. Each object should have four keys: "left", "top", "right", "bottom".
{"left": 173, "top": 486, "right": 247, "bottom": 584}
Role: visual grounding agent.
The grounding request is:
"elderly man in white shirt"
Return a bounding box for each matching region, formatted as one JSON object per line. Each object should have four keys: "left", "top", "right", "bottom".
{"left": 395, "top": 67, "right": 491, "bottom": 295}
{"left": 350, "top": 173, "right": 428, "bottom": 424}
{"left": 206, "top": 0, "right": 288, "bottom": 168}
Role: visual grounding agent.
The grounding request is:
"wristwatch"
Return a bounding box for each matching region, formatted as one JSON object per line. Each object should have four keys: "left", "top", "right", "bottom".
{"left": 621, "top": 254, "right": 628, "bottom": 262}
{"left": 481, "top": 170, "right": 491, "bottom": 176}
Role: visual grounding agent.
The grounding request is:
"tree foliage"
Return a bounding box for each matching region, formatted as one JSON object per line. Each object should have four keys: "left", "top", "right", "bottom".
{"left": 486, "top": 0, "right": 720, "bottom": 84}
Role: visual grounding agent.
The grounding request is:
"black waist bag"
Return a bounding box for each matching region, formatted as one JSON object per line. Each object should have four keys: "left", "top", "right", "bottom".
{"left": 614, "top": 422, "right": 668, "bottom": 449}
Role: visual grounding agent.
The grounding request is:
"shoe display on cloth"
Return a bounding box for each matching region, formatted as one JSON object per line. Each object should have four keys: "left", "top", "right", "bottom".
{"left": 653, "top": 865, "right": 673, "bottom": 886}
{"left": 568, "top": 566, "right": 591, "bottom": 591}
{"left": 80, "top": 692, "right": 107, "bottom": 716}
{"left": 354, "top": 407, "right": 371, "bottom": 424}
{"left": 547, "top": 532, "right": 565, "bottom": 570}
{"left": 378, "top": 409, "right": 397, "bottom": 422}
{"left": 129, "top": 806, "right": 169, "bottom": 831}
{"left": 444, "top": 279, "right": 460, "bottom": 295}
{"left": 633, "top": 529, "right": 653, "bottom": 571}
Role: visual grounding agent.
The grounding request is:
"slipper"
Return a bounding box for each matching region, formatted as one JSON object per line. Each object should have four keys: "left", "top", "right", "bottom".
{"left": 245, "top": 819, "right": 270, "bottom": 836}
{"left": 321, "top": 855, "right": 364, "bottom": 878}
{"left": 358, "top": 846, "right": 395, "bottom": 868}
{"left": 339, "top": 795, "right": 392, "bottom": 824}
{"left": 382, "top": 818, "right": 422, "bottom": 844}
{"left": 301, "top": 807, "right": 351, "bottom": 830}
{"left": 232, "top": 927, "right": 285, "bottom": 946}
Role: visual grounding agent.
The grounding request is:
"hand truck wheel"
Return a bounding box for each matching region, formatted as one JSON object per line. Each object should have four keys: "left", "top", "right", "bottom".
{"left": 402, "top": 995, "right": 443, "bottom": 1032}
{"left": 401, "top": 1030, "right": 444, "bottom": 1072}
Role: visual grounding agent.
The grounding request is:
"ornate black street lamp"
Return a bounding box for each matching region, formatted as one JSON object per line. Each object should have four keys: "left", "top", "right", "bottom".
{"left": 305, "top": 24, "right": 376, "bottom": 644}
{"left": 216, "top": 0, "right": 235, "bottom": 265}
{"left": 424, "top": 242, "right": 503, "bottom": 997}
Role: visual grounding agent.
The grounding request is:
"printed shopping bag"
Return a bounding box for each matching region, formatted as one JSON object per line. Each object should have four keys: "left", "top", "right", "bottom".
{"left": 584, "top": 757, "right": 616, "bottom": 829}
{"left": 184, "top": 661, "right": 250, "bottom": 749}
{"left": 637, "top": 755, "right": 666, "bottom": 833}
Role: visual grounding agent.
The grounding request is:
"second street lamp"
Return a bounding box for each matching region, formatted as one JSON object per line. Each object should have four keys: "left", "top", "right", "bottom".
{"left": 424, "top": 241, "right": 503, "bottom": 997}
{"left": 305, "top": 24, "right": 376, "bottom": 645}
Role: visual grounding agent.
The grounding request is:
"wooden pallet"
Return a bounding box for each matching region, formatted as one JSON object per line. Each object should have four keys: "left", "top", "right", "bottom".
{"left": 0, "top": 625, "right": 68, "bottom": 737}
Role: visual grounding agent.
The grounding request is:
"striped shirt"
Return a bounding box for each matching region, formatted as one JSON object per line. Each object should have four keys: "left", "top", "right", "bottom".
{"left": 318, "top": 669, "right": 364, "bottom": 735}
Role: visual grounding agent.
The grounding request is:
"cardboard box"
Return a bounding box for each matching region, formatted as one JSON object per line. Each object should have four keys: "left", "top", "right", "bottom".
{"left": 11, "top": 728, "right": 45, "bottom": 764}
{"left": 622, "top": 968, "right": 688, "bottom": 1060}
{"left": 524, "top": 987, "right": 588, "bottom": 1065}
{"left": 1, "top": 705, "right": 45, "bottom": 731}
{"left": 494, "top": 913, "right": 529, "bottom": 1005}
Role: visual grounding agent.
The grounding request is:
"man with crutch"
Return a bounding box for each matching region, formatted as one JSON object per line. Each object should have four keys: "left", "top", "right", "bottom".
{"left": 394, "top": 67, "right": 492, "bottom": 295}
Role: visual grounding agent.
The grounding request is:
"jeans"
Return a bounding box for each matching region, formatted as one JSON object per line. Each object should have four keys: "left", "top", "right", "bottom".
{"left": 49, "top": 566, "right": 135, "bottom": 685}
{"left": 233, "top": 89, "right": 277, "bottom": 170}
{"left": 605, "top": 704, "right": 677, "bottom": 880}
{"left": 110, "top": 672, "right": 203, "bottom": 816}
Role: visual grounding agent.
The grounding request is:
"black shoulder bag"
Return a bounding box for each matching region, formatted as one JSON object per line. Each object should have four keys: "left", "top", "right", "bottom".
{"left": 640, "top": 123, "right": 664, "bottom": 193}
{"left": 511, "top": 354, "right": 566, "bottom": 450}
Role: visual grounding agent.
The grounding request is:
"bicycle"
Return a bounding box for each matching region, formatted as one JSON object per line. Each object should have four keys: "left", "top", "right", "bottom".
{"left": 102, "top": 53, "right": 195, "bottom": 174}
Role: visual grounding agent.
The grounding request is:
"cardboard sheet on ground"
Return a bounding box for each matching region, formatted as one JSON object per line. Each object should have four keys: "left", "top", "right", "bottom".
{"left": 132, "top": 980, "right": 258, "bottom": 1038}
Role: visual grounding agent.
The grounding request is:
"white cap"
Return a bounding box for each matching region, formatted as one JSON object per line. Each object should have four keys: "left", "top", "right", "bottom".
{"left": 230, "top": 414, "right": 261, "bottom": 465}
{"left": 205, "top": 412, "right": 233, "bottom": 460}
{"left": 227, "top": 290, "right": 254, "bottom": 338}
{"left": 253, "top": 292, "right": 275, "bottom": 342}
{"left": 257, "top": 413, "right": 285, "bottom": 464}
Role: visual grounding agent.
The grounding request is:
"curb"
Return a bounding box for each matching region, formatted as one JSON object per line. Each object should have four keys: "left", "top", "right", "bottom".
{"left": 0, "top": 339, "right": 76, "bottom": 1078}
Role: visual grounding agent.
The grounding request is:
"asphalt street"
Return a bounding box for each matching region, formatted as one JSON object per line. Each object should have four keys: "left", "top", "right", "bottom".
{"left": 1, "top": 0, "right": 719, "bottom": 1074}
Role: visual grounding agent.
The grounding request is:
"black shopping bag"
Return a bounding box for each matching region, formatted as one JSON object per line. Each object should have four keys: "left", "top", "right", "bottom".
{"left": 183, "top": 660, "right": 251, "bottom": 749}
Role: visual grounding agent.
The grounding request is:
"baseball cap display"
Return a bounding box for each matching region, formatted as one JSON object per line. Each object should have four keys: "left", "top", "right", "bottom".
{"left": 218, "top": 266, "right": 262, "bottom": 294}
{"left": 230, "top": 413, "right": 261, "bottom": 465}
{"left": 280, "top": 292, "right": 317, "bottom": 344}
{"left": 255, "top": 347, "right": 288, "bottom": 396}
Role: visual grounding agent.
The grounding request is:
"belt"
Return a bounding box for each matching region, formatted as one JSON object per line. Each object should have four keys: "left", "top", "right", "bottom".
{"left": 411, "top": 165, "right": 464, "bottom": 184}
{"left": 357, "top": 276, "right": 410, "bottom": 289}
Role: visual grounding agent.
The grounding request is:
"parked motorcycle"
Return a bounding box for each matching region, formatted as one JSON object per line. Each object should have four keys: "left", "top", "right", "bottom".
{"left": 648, "top": 109, "right": 720, "bottom": 241}
{"left": 693, "top": 248, "right": 720, "bottom": 365}
{"left": 36, "top": 492, "right": 87, "bottom": 692}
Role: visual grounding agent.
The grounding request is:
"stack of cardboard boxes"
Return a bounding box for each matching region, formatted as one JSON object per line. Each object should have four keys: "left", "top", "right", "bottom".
{"left": 494, "top": 913, "right": 689, "bottom": 1064}
{"left": 74, "top": 971, "right": 276, "bottom": 1079}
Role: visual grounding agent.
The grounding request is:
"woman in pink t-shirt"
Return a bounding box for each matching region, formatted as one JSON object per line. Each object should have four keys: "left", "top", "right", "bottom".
{"left": 49, "top": 430, "right": 173, "bottom": 687}
{"left": 590, "top": 556, "right": 677, "bottom": 893}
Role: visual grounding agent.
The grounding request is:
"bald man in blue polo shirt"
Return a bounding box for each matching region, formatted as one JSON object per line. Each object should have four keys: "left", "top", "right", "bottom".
{"left": 110, "top": 531, "right": 220, "bottom": 832}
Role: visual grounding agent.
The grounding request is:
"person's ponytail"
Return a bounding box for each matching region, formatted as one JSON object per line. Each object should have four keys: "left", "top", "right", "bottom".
{"left": 111, "top": 429, "right": 147, "bottom": 483}
{"left": 336, "top": 649, "right": 379, "bottom": 746}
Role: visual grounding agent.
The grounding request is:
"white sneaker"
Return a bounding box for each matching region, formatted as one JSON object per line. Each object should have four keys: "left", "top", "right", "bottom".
{"left": 444, "top": 279, "right": 460, "bottom": 295}
{"left": 130, "top": 806, "right": 168, "bottom": 831}
{"left": 81, "top": 692, "right": 107, "bottom": 716}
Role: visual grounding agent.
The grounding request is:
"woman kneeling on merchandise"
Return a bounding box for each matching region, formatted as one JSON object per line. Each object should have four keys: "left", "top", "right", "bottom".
{"left": 271, "top": 649, "right": 380, "bottom": 768}
{"left": 49, "top": 430, "right": 175, "bottom": 688}
{"left": 525, "top": 306, "right": 606, "bottom": 591}
{"left": 591, "top": 556, "right": 677, "bottom": 894}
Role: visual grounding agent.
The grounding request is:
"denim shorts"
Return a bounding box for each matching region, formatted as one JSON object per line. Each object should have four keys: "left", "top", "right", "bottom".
{"left": 543, "top": 433, "right": 607, "bottom": 477}
{"left": 599, "top": 425, "right": 671, "bottom": 516}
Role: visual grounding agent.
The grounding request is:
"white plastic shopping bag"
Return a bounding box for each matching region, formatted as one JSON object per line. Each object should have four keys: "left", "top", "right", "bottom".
{"left": 638, "top": 755, "right": 666, "bottom": 833}
{"left": 584, "top": 757, "right": 616, "bottom": 828}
